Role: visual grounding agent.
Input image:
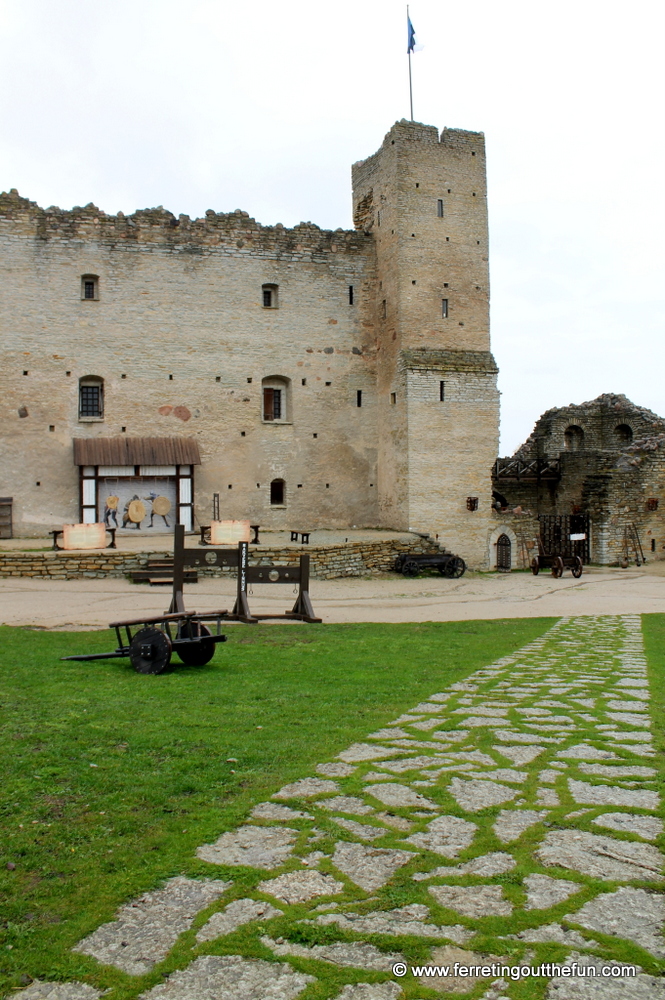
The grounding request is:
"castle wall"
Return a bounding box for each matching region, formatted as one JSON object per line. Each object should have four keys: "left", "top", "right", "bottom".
{"left": 0, "top": 195, "right": 379, "bottom": 535}
{"left": 1, "top": 121, "right": 503, "bottom": 568}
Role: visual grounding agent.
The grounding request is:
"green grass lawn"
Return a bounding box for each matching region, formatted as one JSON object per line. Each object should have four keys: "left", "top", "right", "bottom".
{"left": 0, "top": 618, "right": 554, "bottom": 995}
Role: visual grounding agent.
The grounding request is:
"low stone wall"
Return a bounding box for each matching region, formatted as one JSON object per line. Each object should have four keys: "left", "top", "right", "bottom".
{"left": 0, "top": 538, "right": 442, "bottom": 581}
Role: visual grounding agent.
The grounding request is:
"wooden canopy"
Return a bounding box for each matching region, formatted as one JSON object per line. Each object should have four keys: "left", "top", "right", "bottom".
{"left": 73, "top": 437, "right": 201, "bottom": 467}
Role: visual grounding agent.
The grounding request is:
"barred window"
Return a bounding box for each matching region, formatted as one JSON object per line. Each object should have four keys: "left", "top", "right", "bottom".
{"left": 81, "top": 274, "right": 99, "bottom": 300}
{"left": 79, "top": 376, "right": 103, "bottom": 418}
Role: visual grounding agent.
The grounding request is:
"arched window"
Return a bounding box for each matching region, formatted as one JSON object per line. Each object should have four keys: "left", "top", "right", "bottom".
{"left": 79, "top": 375, "right": 104, "bottom": 419}
{"left": 270, "top": 479, "right": 285, "bottom": 505}
{"left": 564, "top": 425, "right": 584, "bottom": 451}
{"left": 614, "top": 423, "right": 633, "bottom": 445}
{"left": 262, "top": 375, "right": 291, "bottom": 422}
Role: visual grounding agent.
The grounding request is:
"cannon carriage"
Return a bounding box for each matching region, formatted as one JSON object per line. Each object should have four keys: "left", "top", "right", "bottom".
{"left": 394, "top": 551, "right": 466, "bottom": 578}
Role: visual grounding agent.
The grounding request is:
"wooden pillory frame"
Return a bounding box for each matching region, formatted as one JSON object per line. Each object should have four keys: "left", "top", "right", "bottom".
{"left": 62, "top": 526, "right": 321, "bottom": 673}
{"left": 176, "top": 528, "right": 321, "bottom": 624}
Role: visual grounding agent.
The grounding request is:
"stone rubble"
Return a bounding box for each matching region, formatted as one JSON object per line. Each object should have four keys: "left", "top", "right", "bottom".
{"left": 523, "top": 873, "right": 582, "bottom": 909}
{"left": 312, "top": 903, "right": 473, "bottom": 942}
{"left": 257, "top": 870, "right": 344, "bottom": 903}
{"left": 137, "top": 954, "right": 315, "bottom": 999}
{"left": 261, "top": 935, "right": 404, "bottom": 970}
{"left": 196, "top": 826, "right": 297, "bottom": 869}
{"left": 429, "top": 884, "right": 513, "bottom": 917}
{"left": 196, "top": 898, "right": 282, "bottom": 941}
{"left": 573, "top": 887, "right": 665, "bottom": 957}
{"left": 73, "top": 876, "right": 230, "bottom": 975}
{"left": 331, "top": 841, "right": 414, "bottom": 891}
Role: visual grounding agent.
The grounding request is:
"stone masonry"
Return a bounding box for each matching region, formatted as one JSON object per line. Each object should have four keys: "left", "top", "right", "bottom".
{"left": 493, "top": 395, "right": 665, "bottom": 564}
{"left": 0, "top": 119, "right": 499, "bottom": 568}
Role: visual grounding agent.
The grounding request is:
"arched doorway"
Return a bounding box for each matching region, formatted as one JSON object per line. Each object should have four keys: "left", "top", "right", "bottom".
{"left": 496, "top": 533, "right": 512, "bottom": 572}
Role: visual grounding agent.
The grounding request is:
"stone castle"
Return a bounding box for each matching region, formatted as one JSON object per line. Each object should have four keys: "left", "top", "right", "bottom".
{"left": 1, "top": 119, "right": 661, "bottom": 568}
{"left": 0, "top": 120, "right": 499, "bottom": 567}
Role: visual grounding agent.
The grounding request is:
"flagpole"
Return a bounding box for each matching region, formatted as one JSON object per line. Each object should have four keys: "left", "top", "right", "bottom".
{"left": 407, "top": 6, "right": 414, "bottom": 120}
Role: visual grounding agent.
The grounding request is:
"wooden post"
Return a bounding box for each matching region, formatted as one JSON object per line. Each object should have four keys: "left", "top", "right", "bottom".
{"left": 231, "top": 540, "right": 254, "bottom": 621}
{"left": 168, "top": 523, "right": 186, "bottom": 614}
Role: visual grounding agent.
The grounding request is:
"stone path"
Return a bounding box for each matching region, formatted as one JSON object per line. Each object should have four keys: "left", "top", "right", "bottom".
{"left": 19, "top": 616, "right": 665, "bottom": 999}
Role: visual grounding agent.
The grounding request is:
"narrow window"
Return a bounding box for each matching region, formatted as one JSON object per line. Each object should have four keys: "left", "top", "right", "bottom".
{"left": 437, "top": 199, "right": 444, "bottom": 217}
{"left": 357, "top": 390, "right": 362, "bottom": 407}
{"left": 81, "top": 274, "right": 99, "bottom": 300}
{"left": 79, "top": 376, "right": 103, "bottom": 418}
{"left": 381, "top": 299, "right": 387, "bottom": 319}
{"left": 441, "top": 298, "right": 448, "bottom": 318}
{"left": 270, "top": 479, "right": 285, "bottom": 505}
{"left": 349, "top": 285, "right": 354, "bottom": 305}
{"left": 262, "top": 283, "right": 278, "bottom": 308}
{"left": 439, "top": 381, "right": 445, "bottom": 401}
{"left": 390, "top": 392, "right": 396, "bottom": 405}
{"left": 377, "top": 210, "right": 380, "bottom": 226}
{"left": 262, "top": 376, "right": 289, "bottom": 420}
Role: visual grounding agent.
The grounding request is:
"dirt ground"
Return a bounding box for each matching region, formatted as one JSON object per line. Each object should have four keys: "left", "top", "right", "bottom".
{"left": 0, "top": 562, "right": 663, "bottom": 628}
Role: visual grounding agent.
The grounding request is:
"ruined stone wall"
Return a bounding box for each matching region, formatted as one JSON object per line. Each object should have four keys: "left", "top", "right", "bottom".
{"left": 495, "top": 398, "right": 665, "bottom": 563}
{"left": 0, "top": 192, "right": 378, "bottom": 535}
{"left": 514, "top": 394, "right": 665, "bottom": 460}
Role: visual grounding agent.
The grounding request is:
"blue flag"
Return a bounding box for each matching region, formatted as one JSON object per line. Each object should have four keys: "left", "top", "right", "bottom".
{"left": 407, "top": 16, "right": 416, "bottom": 54}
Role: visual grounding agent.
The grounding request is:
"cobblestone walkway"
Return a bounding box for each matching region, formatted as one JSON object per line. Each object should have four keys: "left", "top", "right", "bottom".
{"left": 19, "top": 616, "right": 664, "bottom": 999}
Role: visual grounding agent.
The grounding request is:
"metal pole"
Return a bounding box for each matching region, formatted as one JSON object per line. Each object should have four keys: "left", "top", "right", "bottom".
{"left": 407, "top": 5, "right": 414, "bottom": 120}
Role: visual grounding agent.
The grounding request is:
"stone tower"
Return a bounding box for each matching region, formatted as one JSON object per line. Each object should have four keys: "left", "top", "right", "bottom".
{"left": 352, "top": 120, "right": 500, "bottom": 566}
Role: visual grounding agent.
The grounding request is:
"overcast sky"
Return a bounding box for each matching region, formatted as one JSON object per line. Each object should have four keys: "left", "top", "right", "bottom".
{"left": 1, "top": 0, "right": 663, "bottom": 453}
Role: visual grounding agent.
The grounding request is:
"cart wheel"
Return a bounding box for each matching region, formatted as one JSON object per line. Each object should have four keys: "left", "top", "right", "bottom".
{"left": 571, "top": 556, "right": 583, "bottom": 579}
{"left": 129, "top": 627, "right": 172, "bottom": 674}
{"left": 531, "top": 558, "right": 540, "bottom": 576}
{"left": 402, "top": 559, "right": 420, "bottom": 577}
{"left": 551, "top": 556, "right": 564, "bottom": 579}
{"left": 444, "top": 556, "right": 466, "bottom": 579}
{"left": 393, "top": 556, "right": 405, "bottom": 573}
{"left": 176, "top": 623, "right": 216, "bottom": 666}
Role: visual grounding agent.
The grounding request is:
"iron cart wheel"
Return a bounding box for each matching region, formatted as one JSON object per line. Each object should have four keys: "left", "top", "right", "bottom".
{"left": 571, "top": 556, "right": 584, "bottom": 579}
{"left": 531, "top": 558, "right": 540, "bottom": 575}
{"left": 176, "top": 622, "right": 216, "bottom": 666}
{"left": 551, "top": 556, "right": 564, "bottom": 579}
{"left": 393, "top": 556, "right": 405, "bottom": 573}
{"left": 443, "top": 556, "right": 466, "bottom": 579}
{"left": 402, "top": 559, "right": 420, "bottom": 577}
{"left": 129, "top": 627, "right": 172, "bottom": 674}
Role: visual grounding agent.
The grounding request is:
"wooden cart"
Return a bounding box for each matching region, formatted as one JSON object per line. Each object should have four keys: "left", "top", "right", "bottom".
{"left": 394, "top": 552, "right": 466, "bottom": 578}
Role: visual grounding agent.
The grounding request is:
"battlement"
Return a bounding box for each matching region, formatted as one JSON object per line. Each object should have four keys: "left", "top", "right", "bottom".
{"left": 0, "top": 188, "right": 370, "bottom": 258}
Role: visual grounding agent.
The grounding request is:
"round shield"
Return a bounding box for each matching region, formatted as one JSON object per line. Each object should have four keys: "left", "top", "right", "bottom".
{"left": 152, "top": 496, "right": 171, "bottom": 516}
{"left": 127, "top": 499, "right": 146, "bottom": 523}
{"left": 106, "top": 495, "right": 119, "bottom": 510}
